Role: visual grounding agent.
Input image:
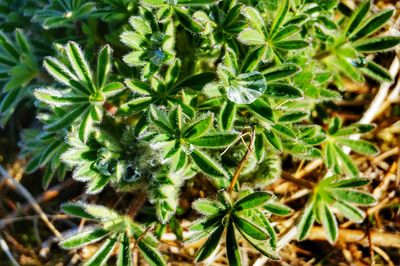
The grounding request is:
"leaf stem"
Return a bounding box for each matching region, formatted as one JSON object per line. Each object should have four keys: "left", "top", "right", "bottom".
{"left": 281, "top": 171, "right": 315, "bottom": 189}
{"left": 227, "top": 127, "right": 256, "bottom": 194}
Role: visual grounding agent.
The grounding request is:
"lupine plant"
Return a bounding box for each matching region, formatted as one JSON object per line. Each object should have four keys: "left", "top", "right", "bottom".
{"left": 1, "top": 0, "right": 399, "bottom": 264}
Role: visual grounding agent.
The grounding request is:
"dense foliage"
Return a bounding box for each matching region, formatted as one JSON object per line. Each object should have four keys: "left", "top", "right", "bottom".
{"left": 1, "top": 0, "right": 399, "bottom": 265}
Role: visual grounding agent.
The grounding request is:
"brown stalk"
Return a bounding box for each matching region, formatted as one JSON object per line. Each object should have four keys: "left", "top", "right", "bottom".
{"left": 227, "top": 127, "right": 256, "bottom": 194}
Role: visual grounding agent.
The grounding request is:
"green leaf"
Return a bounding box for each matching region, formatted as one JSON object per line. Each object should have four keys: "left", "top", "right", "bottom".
{"left": 45, "top": 105, "right": 89, "bottom": 132}
{"left": 226, "top": 221, "right": 241, "bottom": 266}
{"left": 125, "top": 79, "right": 151, "bottom": 95}
{"left": 34, "top": 88, "right": 87, "bottom": 107}
{"left": 66, "top": 42, "right": 94, "bottom": 93}
{"left": 328, "top": 117, "right": 341, "bottom": 135}
{"left": 274, "top": 40, "right": 309, "bottom": 50}
{"left": 234, "top": 191, "right": 272, "bottom": 211}
{"left": 345, "top": 0, "right": 370, "bottom": 35}
{"left": 333, "top": 143, "right": 359, "bottom": 177}
{"left": 279, "top": 111, "right": 308, "bottom": 123}
{"left": 97, "top": 45, "right": 111, "bottom": 89}
{"left": 79, "top": 108, "right": 95, "bottom": 143}
{"left": 234, "top": 221, "right": 280, "bottom": 260}
{"left": 360, "top": 60, "right": 393, "bottom": 82}
{"left": 138, "top": 240, "right": 166, "bottom": 266}
{"left": 324, "top": 142, "right": 337, "bottom": 171}
{"left": 60, "top": 228, "right": 108, "bottom": 249}
{"left": 264, "top": 129, "right": 282, "bottom": 152}
{"left": 240, "top": 46, "right": 267, "bottom": 73}
{"left": 271, "top": 124, "right": 296, "bottom": 139}
{"left": 330, "top": 178, "right": 370, "bottom": 188}
{"left": 333, "top": 200, "right": 365, "bottom": 223}
{"left": 335, "top": 138, "right": 379, "bottom": 156}
{"left": 272, "top": 25, "right": 301, "bottom": 42}
{"left": 118, "top": 97, "right": 153, "bottom": 116}
{"left": 15, "top": 29, "right": 30, "bottom": 54}
{"left": 353, "top": 36, "right": 400, "bottom": 52}
{"left": 0, "top": 32, "right": 19, "bottom": 60}
{"left": 187, "top": 133, "right": 238, "bottom": 148}
{"left": 87, "top": 175, "right": 112, "bottom": 194}
{"left": 191, "top": 148, "right": 228, "bottom": 178}
{"left": 183, "top": 115, "right": 212, "bottom": 139}
{"left": 298, "top": 202, "right": 315, "bottom": 240}
{"left": 195, "top": 224, "right": 225, "bottom": 262}
{"left": 192, "top": 199, "right": 222, "bottom": 216}
{"left": 263, "top": 202, "right": 293, "bottom": 216}
{"left": 117, "top": 234, "right": 131, "bottom": 266}
{"left": 331, "top": 189, "right": 376, "bottom": 205}
{"left": 350, "top": 9, "right": 394, "bottom": 41}
{"left": 263, "top": 63, "right": 301, "bottom": 81}
{"left": 237, "top": 28, "right": 265, "bottom": 45}
{"left": 319, "top": 202, "right": 338, "bottom": 243}
{"left": 227, "top": 71, "right": 267, "bottom": 104}
{"left": 270, "top": 0, "right": 289, "bottom": 36}
{"left": 61, "top": 202, "right": 95, "bottom": 219}
{"left": 219, "top": 101, "right": 236, "bottom": 131}
{"left": 165, "top": 59, "right": 181, "bottom": 86}
{"left": 84, "top": 204, "right": 120, "bottom": 220}
{"left": 247, "top": 99, "right": 274, "bottom": 122}
{"left": 173, "top": 72, "right": 216, "bottom": 91}
{"left": 43, "top": 57, "right": 78, "bottom": 89}
{"left": 174, "top": 7, "right": 203, "bottom": 33}
{"left": 334, "top": 56, "right": 364, "bottom": 83}
{"left": 266, "top": 83, "right": 303, "bottom": 98}
{"left": 149, "top": 106, "right": 173, "bottom": 133}
{"left": 102, "top": 82, "right": 125, "bottom": 97}
{"left": 83, "top": 236, "right": 118, "bottom": 266}
{"left": 241, "top": 6, "right": 264, "bottom": 33}
{"left": 332, "top": 123, "right": 375, "bottom": 136}
{"left": 233, "top": 215, "right": 268, "bottom": 240}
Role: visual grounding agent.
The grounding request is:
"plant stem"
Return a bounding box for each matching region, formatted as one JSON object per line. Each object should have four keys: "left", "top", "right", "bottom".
{"left": 127, "top": 190, "right": 147, "bottom": 218}
{"left": 227, "top": 127, "right": 256, "bottom": 194}
{"left": 281, "top": 171, "right": 315, "bottom": 189}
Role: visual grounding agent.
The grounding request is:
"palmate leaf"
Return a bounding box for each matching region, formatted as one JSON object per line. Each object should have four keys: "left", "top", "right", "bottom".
{"left": 297, "top": 202, "right": 315, "bottom": 241}
{"left": 335, "top": 138, "right": 379, "bottom": 156}
{"left": 226, "top": 221, "right": 241, "bottom": 266}
{"left": 263, "top": 201, "right": 293, "bottom": 216}
{"left": 138, "top": 240, "right": 166, "bottom": 266}
{"left": 194, "top": 224, "right": 225, "bottom": 262}
{"left": 345, "top": 0, "right": 370, "bottom": 35}
{"left": 117, "top": 234, "right": 132, "bottom": 266}
{"left": 233, "top": 215, "right": 269, "bottom": 240}
{"left": 83, "top": 236, "right": 118, "bottom": 266}
{"left": 191, "top": 148, "right": 228, "bottom": 178}
{"left": 226, "top": 71, "right": 267, "bottom": 104}
{"left": 349, "top": 8, "right": 394, "bottom": 41}
{"left": 234, "top": 220, "right": 280, "bottom": 260}
{"left": 187, "top": 133, "right": 238, "bottom": 148}
{"left": 265, "top": 83, "right": 303, "bottom": 99}
{"left": 60, "top": 228, "right": 109, "bottom": 249}
{"left": 330, "top": 189, "right": 376, "bottom": 205}
{"left": 318, "top": 201, "right": 338, "bottom": 243}
{"left": 182, "top": 115, "right": 212, "bottom": 139}
{"left": 234, "top": 191, "right": 272, "bottom": 211}
{"left": 263, "top": 63, "right": 301, "bottom": 81}
{"left": 333, "top": 200, "right": 365, "bottom": 223}
{"left": 241, "top": 6, "right": 264, "bottom": 33}
{"left": 192, "top": 199, "right": 223, "bottom": 216}
{"left": 219, "top": 101, "right": 236, "bottom": 131}
{"left": 360, "top": 60, "right": 393, "bottom": 82}
{"left": 353, "top": 36, "right": 400, "bottom": 52}
{"left": 237, "top": 28, "right": 265, "bottom": 45}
